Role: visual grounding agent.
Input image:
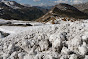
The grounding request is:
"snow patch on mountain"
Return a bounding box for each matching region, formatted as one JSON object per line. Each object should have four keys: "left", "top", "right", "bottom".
{"left": 2, "top": 1, "right": 21, "bottom": 9}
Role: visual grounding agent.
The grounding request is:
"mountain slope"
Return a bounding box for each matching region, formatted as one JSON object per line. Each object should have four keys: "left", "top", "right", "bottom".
{"left": 73, "top": 2, "right": 88, "bottom": 14}
{"left": 33, "top": 6, "right": 50, "bottom": 15}
{"left": 0, "top": 1, "right": 46, "bottom": 21}
{"left": 37, "top": 3, "right": 88, "bottom": 22}
{"left": 73, "top": 2, "right": 88, "bottom": 11}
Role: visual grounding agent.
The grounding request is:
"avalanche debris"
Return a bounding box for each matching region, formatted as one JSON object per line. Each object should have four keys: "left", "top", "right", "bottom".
{"left": 1, "top": 19, "right": 88, "bottom": 59}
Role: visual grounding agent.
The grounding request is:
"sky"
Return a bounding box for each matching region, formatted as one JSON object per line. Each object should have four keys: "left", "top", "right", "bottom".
{"left": 3, "top": 0, "right": 88, "bottom": 6}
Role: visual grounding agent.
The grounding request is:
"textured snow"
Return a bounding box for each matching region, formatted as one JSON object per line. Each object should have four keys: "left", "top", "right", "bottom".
{"left": 1, "top": 19, "right": 88, "bottom": 59}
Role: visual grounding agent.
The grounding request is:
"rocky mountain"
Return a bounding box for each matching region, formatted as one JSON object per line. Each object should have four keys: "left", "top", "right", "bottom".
{"left": 37, "top": 3, "right": 88, "bottom": 22}
{"left": 73, "top": 2, "right": 88, "bottom": 11}
{"left": 73, "top": 2, "right": 88, "bottom": 14}
{"left": 0, "top": 1, "right": 47, "bottom": 21}
{"left": 83, "top": 9, "right": 88, "bottom": 14}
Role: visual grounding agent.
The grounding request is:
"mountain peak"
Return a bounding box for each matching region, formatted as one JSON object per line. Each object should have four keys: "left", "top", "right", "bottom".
{"left": 0, "top": 0, "right": 46, "bottom": 20}
{"left": 0, "top": 0, "right": 21, "bottom": 9}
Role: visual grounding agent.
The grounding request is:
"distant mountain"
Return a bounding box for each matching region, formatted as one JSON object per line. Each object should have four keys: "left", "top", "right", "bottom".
{"left": 22, "top": 4, "right": 32, "bottom": 7}
{"left": 33, "top": 6, "right": 51, "bottom": 14}
{"left": 37, "top": 6, "right": 53, "bottom": 9}
{"left": 0, "top": 1, "right": 47, "bottom": 21}
{"left": 37, "top": 3, "right": 88, "bottom": 22}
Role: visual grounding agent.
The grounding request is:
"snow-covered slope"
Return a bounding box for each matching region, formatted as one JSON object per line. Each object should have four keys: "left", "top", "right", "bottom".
{"left": 2, "top": 1, "right": 20, "bottom": 9}
{"left": 1, "top": 1, "right": 21, "bottom": 9}
{"left": 0, "top": 19, "right": 88, "bottom": 59}
{"left": 0, "top": 1, "right": 45, "bottom": 20}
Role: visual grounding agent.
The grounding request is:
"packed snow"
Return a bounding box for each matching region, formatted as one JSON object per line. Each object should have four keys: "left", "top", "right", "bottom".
{"left": 1, "top": 18, "right": 88, "bottom": 59}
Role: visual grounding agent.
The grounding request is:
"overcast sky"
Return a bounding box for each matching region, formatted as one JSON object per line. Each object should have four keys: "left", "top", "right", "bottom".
{"left": 2, "top": 0, "right": 88, "bottom": 6}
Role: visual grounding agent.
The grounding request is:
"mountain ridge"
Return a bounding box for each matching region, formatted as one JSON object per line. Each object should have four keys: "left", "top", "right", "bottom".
{"left": 73, "top": 2, "right": 88, "bottom": 11}
{"left": 0, "top": 1, "right": 88, "bottom": 21}
{"left": 37, "top": 3, "right": 88, "bottom": 22}
{"left": 73, "top": 2, "right": 88, "bottom": 14}
{"left": 0, "top": 1, "right": 48, "bottom": 21}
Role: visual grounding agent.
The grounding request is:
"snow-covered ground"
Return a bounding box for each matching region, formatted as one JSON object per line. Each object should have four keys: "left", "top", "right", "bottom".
{"left": 1, "top": 18, "right": 88, "bottom": 59}
{"left": 0, "top": 19, "right": 45, "bottom": 34}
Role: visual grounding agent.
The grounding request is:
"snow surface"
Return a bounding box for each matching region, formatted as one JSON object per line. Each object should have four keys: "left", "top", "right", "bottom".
{"left": 1, "top": 19, "right": 88, "bottom": 59}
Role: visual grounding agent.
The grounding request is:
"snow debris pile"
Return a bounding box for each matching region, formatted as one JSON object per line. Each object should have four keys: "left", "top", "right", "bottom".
{"left": 1, "top": 20, "right": 88, "bottom": 59}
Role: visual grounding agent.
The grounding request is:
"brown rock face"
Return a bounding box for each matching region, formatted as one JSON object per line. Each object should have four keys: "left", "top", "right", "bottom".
{"left": 53, "top": 3, "right": 88, "bottom": 19}
{"left": 37, "top": 3, "right": 88, "bottom": 22}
